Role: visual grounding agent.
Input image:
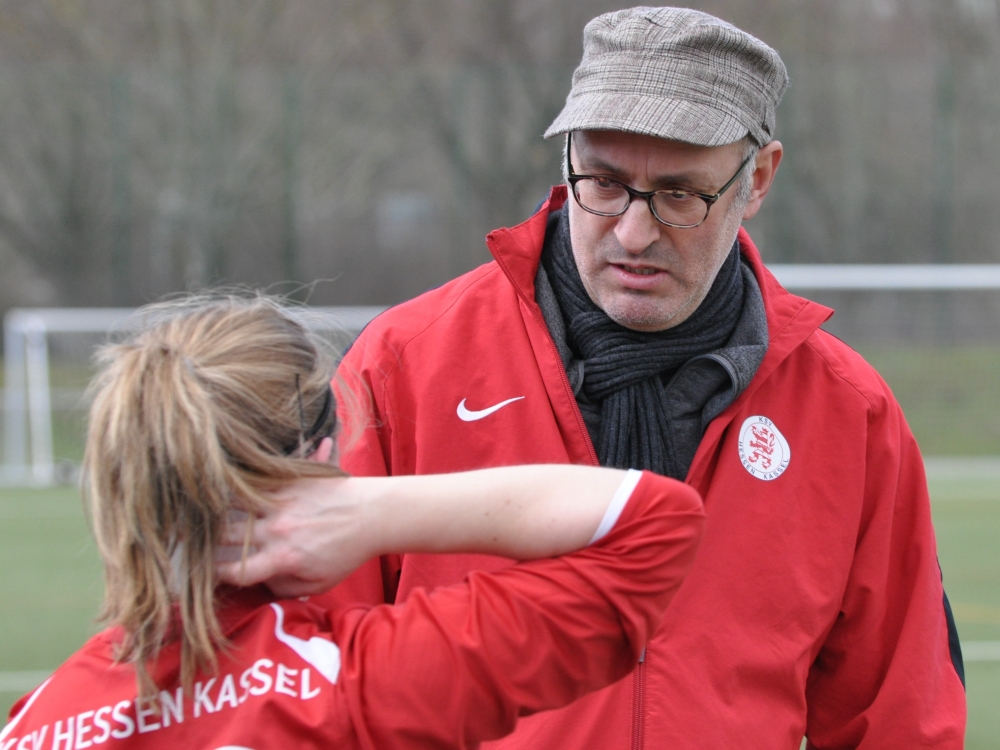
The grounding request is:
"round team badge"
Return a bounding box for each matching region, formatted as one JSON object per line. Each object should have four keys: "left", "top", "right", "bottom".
{"left": 737, "top": 416, "right": 791, "bottom": 481}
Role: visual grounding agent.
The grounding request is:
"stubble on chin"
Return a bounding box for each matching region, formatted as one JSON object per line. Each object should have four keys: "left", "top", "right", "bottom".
{"left": 576, "top": 251, "right": 695, "bottom": 332}
{"left": 597, "top": 286, "right": 697, "bottom": 331}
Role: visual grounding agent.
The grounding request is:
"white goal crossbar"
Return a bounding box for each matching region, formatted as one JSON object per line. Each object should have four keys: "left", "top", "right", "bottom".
{"left": 768, "top": 264, "right": 1000, "bottom": 289}
{"left": 5, "top": 264, "right": 1000, "bottom": 486}
{"left": 1, "top": 306, "right": 386, "bottom": 486}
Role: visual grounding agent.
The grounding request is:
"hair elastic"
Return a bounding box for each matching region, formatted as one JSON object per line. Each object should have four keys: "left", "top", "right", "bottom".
{"left": 303, "top": 386, "right": 334, "bottom": 442}
{"left": 288, "top": 377, "right": 336, "bottom": 456}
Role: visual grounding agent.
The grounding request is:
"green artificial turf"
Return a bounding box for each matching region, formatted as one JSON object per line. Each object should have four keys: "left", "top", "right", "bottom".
{"left": 930, "top": 476, "right": 1000, "bottom": 749}
{"left": 859, "top": 346, "right": 1000, "bottom": 456}
{"left": 0, "top": 487, "right": 103, "bottom": 670}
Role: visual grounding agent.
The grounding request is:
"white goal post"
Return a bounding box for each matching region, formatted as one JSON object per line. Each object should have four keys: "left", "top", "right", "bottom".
{"left": 1, "top": 306, "right": 386, "bottom": 486}
{"left": 5, "top": 264, "right": 1000, "bottom": 487}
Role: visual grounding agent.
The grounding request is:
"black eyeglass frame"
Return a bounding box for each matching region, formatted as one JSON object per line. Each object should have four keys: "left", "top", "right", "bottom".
{"left": 565, "top": 132, "right": 754, "bottom": 229}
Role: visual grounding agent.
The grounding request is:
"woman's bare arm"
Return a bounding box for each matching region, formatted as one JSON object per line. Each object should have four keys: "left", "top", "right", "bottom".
{"left": 217, "top": 462, "right": 631, "bottom": 597}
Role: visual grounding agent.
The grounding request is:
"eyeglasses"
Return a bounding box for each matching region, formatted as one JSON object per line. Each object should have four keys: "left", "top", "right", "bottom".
{"left": 565, "top": 132, "right": 753, "bottom": 229}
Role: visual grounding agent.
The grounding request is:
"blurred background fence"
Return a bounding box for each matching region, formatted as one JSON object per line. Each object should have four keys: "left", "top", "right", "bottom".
{"left": 0, "top": 0, "right": 998, "bottom": 309}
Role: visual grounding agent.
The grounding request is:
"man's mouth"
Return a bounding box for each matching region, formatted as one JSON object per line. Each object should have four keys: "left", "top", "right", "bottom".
{"left": 607, "top": 262, "right": 671, "bottom": 291}
{"left": 614, "top": 264, "right": 663, "bottom": 276}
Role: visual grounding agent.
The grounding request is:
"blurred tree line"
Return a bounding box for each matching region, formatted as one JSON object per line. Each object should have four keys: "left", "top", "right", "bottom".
{"left": 0, "top": 0, "right": 997, "bottom": 311}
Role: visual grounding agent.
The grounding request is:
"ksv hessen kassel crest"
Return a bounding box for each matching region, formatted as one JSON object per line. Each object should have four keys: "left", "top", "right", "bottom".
{"left": 737, "top": 416, "right": 791, "bottom": 481}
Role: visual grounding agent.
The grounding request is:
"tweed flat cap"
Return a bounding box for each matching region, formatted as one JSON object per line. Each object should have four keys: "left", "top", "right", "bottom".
{"left": 545, "top": 7, "right": 788, "bottom": 147}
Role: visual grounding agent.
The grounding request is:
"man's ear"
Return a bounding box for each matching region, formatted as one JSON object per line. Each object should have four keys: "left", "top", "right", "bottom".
{"left": 308, "top": 436, "right": 335, "bottom": 464}
{"left": 742, "top": 140, "right": 783, "bottom": 221}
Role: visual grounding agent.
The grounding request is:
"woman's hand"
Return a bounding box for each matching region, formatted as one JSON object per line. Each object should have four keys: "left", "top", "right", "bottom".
{"left": 216, "top": 475, "right": 376, "bottom": 598}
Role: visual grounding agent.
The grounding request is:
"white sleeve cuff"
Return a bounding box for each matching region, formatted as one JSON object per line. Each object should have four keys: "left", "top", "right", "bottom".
{"left": 588, "top": 469, "right": 643, "bottom": 544}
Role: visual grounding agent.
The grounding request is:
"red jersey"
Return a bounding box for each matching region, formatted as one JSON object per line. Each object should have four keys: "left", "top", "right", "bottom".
{"left": 327, "top": 187, "right": 966, "bottom": 748}
{"left": 2, "top": 471, "right": 703, "bottom": 750}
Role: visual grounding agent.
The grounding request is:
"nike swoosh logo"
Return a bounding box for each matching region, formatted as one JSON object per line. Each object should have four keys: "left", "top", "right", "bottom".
{"left": 457, "top": 396, "right": 525, "bottom": 422}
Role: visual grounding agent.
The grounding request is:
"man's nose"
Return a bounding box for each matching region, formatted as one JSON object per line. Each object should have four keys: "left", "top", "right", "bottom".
{"left": 613, "top": 197, "right": 661, "bottom": 254}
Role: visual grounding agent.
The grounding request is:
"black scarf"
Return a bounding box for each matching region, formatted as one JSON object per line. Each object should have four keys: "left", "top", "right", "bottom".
{"left": 542, "top": 204, "right": 745, "bottom": 476}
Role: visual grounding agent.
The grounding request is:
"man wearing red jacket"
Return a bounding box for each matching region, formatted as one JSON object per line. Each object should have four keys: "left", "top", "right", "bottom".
{"left": 253, "top": 6, "right": 967, "bottom": 748}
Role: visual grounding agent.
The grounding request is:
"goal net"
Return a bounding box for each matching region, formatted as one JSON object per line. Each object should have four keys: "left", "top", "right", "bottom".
{"left": 1, "top": 306, "right": 385, "bottom": 485}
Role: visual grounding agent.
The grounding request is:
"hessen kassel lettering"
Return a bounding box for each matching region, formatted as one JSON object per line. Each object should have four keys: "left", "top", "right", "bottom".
{"left": 1, "top": 659, "right": 322, "bottom": 750}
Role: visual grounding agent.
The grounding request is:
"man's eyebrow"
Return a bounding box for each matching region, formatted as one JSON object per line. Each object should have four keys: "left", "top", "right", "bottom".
{"left": 575, "top": 154, "right": 716, "bottom": 190}
{"left": 576, "top": 153, "right": 628, "bottom": 176}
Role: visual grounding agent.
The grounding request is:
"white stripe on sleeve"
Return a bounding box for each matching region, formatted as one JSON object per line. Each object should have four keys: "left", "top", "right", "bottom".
{"left": 0, "top": 677, "right": 51, "bottom": 744}
{"left": 588, "top": 469, "right": 643, "bottom": 544}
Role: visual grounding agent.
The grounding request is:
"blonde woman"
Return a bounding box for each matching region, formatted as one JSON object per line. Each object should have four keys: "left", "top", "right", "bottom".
{"left": 2, "top": 296, "right": 704, "bottom": 750}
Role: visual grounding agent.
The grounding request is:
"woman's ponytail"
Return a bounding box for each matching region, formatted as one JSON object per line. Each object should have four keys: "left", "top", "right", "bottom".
{"left": 84, "top": 296, "right": 343, "bottom": 699}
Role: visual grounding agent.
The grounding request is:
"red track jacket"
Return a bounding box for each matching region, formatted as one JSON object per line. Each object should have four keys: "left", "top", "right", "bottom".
{"left": 329, "top": 187, "right": 966, "bottom": 749}
{"left": 2, "top": 471, "right": 704, "bottom": 750}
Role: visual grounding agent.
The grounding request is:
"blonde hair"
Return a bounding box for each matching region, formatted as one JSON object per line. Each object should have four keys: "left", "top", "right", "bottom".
{"left": 84, "top": 295, "right": 344, "bottom": 698}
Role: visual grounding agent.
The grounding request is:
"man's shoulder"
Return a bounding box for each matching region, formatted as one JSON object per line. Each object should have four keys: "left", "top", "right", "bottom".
{"left": 343, "top": 260, "right": 522, "bottom": 384}
{"left": 361, "top": 261, "right": 505, "bottom": 344}
{"left": 357, "top": 193, "right": 557, "bottom": 353}
{"left": 748, "top": 256, "right": 898, "bottom": 416}
{"left": 793, "top": 327, "right": 897, "bottom": 413}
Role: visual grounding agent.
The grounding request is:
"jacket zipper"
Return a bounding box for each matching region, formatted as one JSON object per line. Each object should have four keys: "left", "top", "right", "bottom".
{"left": 632, "top": 648, "right": 646, "bottom": 750}
{"left": 487, "top": 231, "right": 600, "bottom": 466}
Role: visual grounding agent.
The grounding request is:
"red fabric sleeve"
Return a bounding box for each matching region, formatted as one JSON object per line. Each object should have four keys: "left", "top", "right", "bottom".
{"left": 335, "top": 333, "right": 393, "bottom": 481}
{"left": 336, "top": 471, "right": 704, "bottom": 750}
{"left": 312, "top": 341, "right": 401, "bottom": 609}
{"left": 804, "top": 397, "right": 966, "bottom": 747}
